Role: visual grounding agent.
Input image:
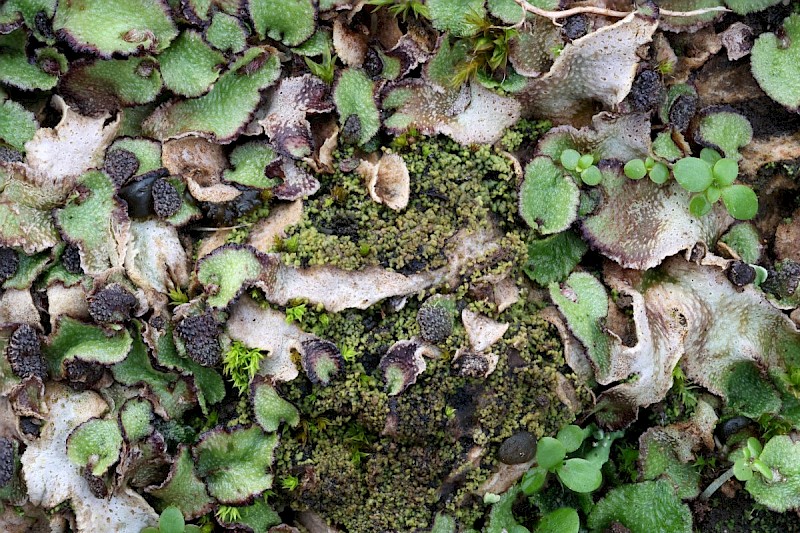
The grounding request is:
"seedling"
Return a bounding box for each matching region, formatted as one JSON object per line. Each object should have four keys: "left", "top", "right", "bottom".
{"left": 623, "top": 157, "right": 670, "bottom": 184}
{"left": 675, "top": 148, "right": 758, "bottom": 220}
{"left": 560, "top": 149, "right": 602, "bottom": 186}
{"left": 733, "top": 437, "right": 773, "bottom": 482}
{"left": 627, "top": 148, "right": 758, "bottom": 220}
{"left": 365, "top": 0, "right": 431, "bottom": 21}
{"left": 141, "top": 506, "right": 202, "bottom": 533}
{"left": 521, "top": 424, "right": 618, "bottom": 495}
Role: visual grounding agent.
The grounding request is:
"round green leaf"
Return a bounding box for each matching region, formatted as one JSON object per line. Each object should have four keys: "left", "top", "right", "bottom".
{"left": 648, "top": 162, "right": 670, "bottom": 184}
{"left": 556, "top": 425, "right": 587, "bottom": 453}
{"left": 689, "top": 194, "right": 712, "bottom": 218}
{"left": 747, "top": 437, "right": 763, "bottom": 457}
{"left": 560, "top": 149, "right": 580, "bottom": 171}
{"left": 752, "top": 459, "right": 773, "bottom": 481}
{"left": 521, "top": 465, "right": 549, "bottom": 495}
{"left": 536, "top": 508, "right": 580, "bottom": 533}
{"left": 624, "top": 159, "right": 647, "bottom": 180}
{"left": 733, "top": 459, "right": 753, "bottom": 481}
{"left": 581, "top": 166, "right": 602, "bottom": 186}
{"left": 705, "top": 186, "right": 721, "bottom": 204}
{"left": 699, "top": 148, "right": 722, "bottom": 165}
{"left": 721, "top": 185, "right": 758, "bottom": 220}
{"left": 557, "top": 458, "right": 603, "bottom": 493}
{"left": 536, "top": 437, "right": 566, "bottom": 470}
{"left": 673, "top": 157, "right": 714, "bottom": 193}
{"left": 577, "top": 153, "right": 594, "bottom": 171}
{"left": 713, "top": 158, "right": 739, "bottom": 186}
{"left": 159, "top": 506, "right": 185, "bottom": 533}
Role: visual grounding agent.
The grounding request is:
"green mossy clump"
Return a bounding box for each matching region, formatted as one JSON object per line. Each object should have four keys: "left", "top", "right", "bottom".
{"left": 272, "top": 294, "right": 590, "bottom": 531}
{"left": 281, "top": 136, "right": 527, "bottom": 273}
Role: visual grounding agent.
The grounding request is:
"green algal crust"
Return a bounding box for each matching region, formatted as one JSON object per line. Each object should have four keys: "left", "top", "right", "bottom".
{"left": 272, "top": 297, "right": 589, "bottom": 531}
{"left": 249, "top": 0, "right": 316, "bottom": 46}
{"left": 752, "top": 14, "right": 800, "bottom": 112}
{"left": 0, "top": 29, "right": 59, "bottom": 90}
{"left": 334, "top": 69, "right": 380, "bottom": 146}
{"left": 206, "top": 12, "right": 247, "bottom": 54}
{"left": 223, "top": 142, "right": 279, "bottom": 189}
{"left": 45, "top": 316, "right": 133, "bottom": 377}
{"left": 0, "top": 97, "right": 37, "bottom": 152}
{"left": 193, "top": 425, "right": 279, "bottom": 504}
{"left": 159, "top": 31, "right": 225, "bottom": 98}
{"left": 143, "top": 48, "right": 281, "bottom": 142}
{"left": 54, "top": 170, "right": 127, "bottom": 275}
{"left": 281, "top": 138, "right": 520, "bottom": 272}
{"left": 146, "top": 445, "right": 214, "bottom": 519}
{"left": 53, "top": 0, "right": 178, "bottom": 57}
{"left": 66, "top": 418, "right": 123, "bottom": 476}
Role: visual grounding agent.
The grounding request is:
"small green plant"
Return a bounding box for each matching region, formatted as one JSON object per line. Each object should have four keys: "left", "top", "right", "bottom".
{"left": 452, "top": 13, "right": 518, "bottom": 87}
{"left": 626, "top": 148, "right": 758, "bottom": 220}
{"left": 222, "top": 340, "right": 266, "bottom": 395}
{"left": 141, "top": 506, "right": 202, "bottom": 533}
{"left": 560, "top": 148, "right": 602, "bottom": 186}
{"left": 623, "top": 156, "right": 670, "bottom": 184}
{"left": 281, "top": 474, "right": 300, "bottom": 491}
{"left": 168, "top": 287, "right": 189, "bottom": 306}
{"left": 341, "top": 345, "right": 357, "bottom": 363}
{"left": 521, "top": 425, "right": 620, "bottom": 496}
{"left": 304, "top": 47, "right": 336, "bottom": 84}
{"left": 284, "top": 302, "right": 307, "bottom": 323}
{"left": 215, "top": 505, "right": 242, "bottom": 524}
{"left": 365, "top": 0, "right": 430, "bottom": 21}
{"left": 733, "top": 437, "right": 773, "bottom": 482}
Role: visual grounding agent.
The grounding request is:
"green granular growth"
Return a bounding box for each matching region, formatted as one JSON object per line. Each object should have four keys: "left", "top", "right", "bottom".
{"left": 272, "top": 296, "right": 591, "bottom": 532}
{"left": 280, "top": 136, "right": 526, "bottom": 272}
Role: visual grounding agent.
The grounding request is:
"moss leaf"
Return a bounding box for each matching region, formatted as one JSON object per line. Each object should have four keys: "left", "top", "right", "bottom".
{"left": 249, "top": 0, "right": 316, "bottom": 46}
{"left": 587, "top": 480, "right": 692, "bottom": 533}
{"left": 45, "top": 316, "right": 133, "bottom": 377}
{"left": 193, "top": 425, "right": 278, "bottom": 504}
{"left": 53, "top": 0, "right": 178, "bottom": 57}
{"left": 159, "top": 30, "right": 225, "bottom": 98}
{"left": 146, "top": 446, "right": 214, "bottom": 520}
{"left": 334, "top": 69, "right": 380, "bottom": 146}
{"left": 745, "top": 435, "right": 800, "bottom": 511}
{"left": 752, "top": 14, "right": 800, "bottom": 112}
{"left": 519, "top": 156, "right": 579, "bottom": 235}
{"left": 66, "top": 418, "right": 123, "bottom": 476}
{"left": 54, "top": 170, "right": 130, "bottom": 276}
{"left": 0, "top": 97, "right": 37, "bottom": 151}
{"left": 143, "top": 48, "right": 280, "bottom": 142}
{"left": 252, "top": 380, "right": 300, "bottom": 432}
